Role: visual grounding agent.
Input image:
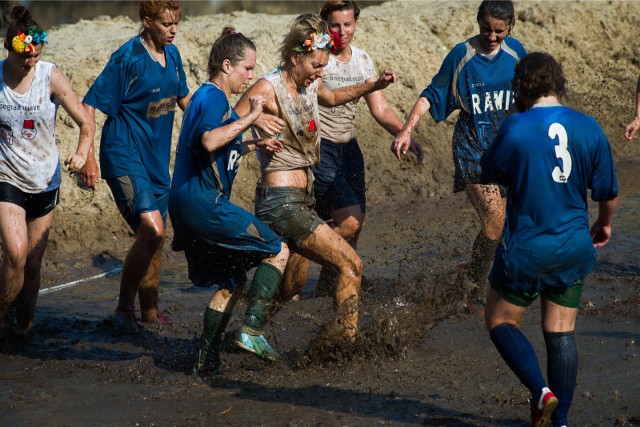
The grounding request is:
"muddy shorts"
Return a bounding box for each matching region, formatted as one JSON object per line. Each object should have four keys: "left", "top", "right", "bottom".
{"left": 106, "top": 175, "right": 168, "bottom": 232}
{"left": 254, "top": 186, "right": 324, "bottom": 248}
{"left": 0, "top": 181, "right": 59, "bottom": 219}
{"left": 313, "top": 138, "right": 366, "bottom": 220}
{"left": 491, "top": 278, "right": 584, "bottom": 308}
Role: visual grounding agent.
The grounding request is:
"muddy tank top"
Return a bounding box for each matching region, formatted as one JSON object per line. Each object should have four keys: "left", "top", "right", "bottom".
{"left": 0, "top": 60, "right": 59, "bottom": 193}
{"left": 255, "top": 69, "right": 321, "bottom": 173}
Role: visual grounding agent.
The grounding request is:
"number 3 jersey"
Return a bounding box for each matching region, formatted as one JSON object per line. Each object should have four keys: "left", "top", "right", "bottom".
{"left": 480, "top": 104, "right": 618, "bottom": 291}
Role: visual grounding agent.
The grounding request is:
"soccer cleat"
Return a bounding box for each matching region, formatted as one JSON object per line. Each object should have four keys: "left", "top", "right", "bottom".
{"left": 234, "top": 326, "right": 280, "bottom": 362}
{"left": 530, "top": 387, "right": 558, "bottom": 427}
{"left": 192, "top": 347, "right": 221, "bottom": 375}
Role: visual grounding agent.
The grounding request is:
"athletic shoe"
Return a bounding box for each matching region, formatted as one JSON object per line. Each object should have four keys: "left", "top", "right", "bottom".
{"left": 192, "top": 348, "right": 221, "bottom": 375}
{"left": 155, "top": 311, "right": 173, "bottom": 325}
{"left": 234, "top": 326, "right": 280, "bottom": 362}
{"left": 106, "top": 305, "right": 139, "bottom": 335}
{"left": 530, "top": 387, "right": 558, "bottom": 427}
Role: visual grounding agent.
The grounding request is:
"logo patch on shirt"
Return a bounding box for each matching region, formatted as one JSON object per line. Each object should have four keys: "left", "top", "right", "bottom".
{"left": 147, "top": 97, "right": 177, "bottom": 118}
{"left": 22, "top": 119, "right": 37, "bottom": 140}
{"left": 0, "top": 122, "right": 14, "bottom": 145}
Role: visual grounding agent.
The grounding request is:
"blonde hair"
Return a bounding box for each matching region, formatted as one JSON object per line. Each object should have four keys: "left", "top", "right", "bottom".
{"left": 278, "top": 13, "right": 328, "bottom": 66}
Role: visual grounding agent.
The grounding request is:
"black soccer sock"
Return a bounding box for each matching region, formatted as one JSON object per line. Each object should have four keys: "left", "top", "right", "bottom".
{"left": 544, "top": 331, "right": 578, "bottom": 427}
{"left": 243, "top": 262, "right": 283, "bottom": 330}
{"left": 490, "top": 324, "right": 548, "bottom": 401}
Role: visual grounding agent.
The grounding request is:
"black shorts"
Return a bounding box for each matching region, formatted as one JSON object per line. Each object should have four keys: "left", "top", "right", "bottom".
{"left": 0, "top": 181, "right": 59, "bottom": 219}
{"left": 313, "top": 138, "right": 366, "bottom": 220}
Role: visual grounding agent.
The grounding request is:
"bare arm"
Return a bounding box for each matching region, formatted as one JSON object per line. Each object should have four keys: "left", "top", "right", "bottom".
{"left": 201, "top": 95, "right": 265, "bottom": 153}
{"left": 50, "top": 67, "right": 96, "bottom": 174}
{"left": 624, "top": 76, "right": 640, "bottom": 141}
{"left": 177, "top": 92, "right": 192, "bottom": 111}
{"left": 591, "top": 197, "right": 618, "bottom": 248}
{"left": 318, "top": 69, "right": 398, "bottom": 108}
{"left": 391, "top": 96, "right": 431, "bottom": 160}
{"left": 364, "top": 83, "right": 424, "bottom": 163}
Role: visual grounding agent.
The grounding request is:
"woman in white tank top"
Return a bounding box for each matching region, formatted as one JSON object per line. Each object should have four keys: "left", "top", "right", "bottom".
{"left": 236, "top": 13, "right": 397, "bottom": 348}
{"left": 0, "top": 5, "right": 95, "bottom": 341}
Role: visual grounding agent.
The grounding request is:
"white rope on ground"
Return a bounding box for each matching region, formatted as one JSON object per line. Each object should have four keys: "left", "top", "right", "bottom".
{"left": 38, "top": 267, "right": 122, "bottom": 296}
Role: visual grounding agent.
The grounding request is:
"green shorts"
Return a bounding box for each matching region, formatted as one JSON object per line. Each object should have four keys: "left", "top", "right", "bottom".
{"left": 254, "top": 186, "right": 324, "bottom": 248}
{"left": 491, "top": 279, "right": 584, "bottom": 308}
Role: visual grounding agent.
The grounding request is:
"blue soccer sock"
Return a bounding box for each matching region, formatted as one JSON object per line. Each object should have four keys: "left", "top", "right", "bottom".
{"left": 490, "top": 323, "right": 548, "bottom": 401}
{"left": 544, "top": 331, "right": 578, "bottom": 427}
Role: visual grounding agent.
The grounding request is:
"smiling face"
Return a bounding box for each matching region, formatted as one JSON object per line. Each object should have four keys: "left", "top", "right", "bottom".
{"left": 227, "top": 47, "right": 257, "bottom": 95}
{"left": 477, "top": 15, "right": 510, "bottom": 54}
{"left": 144, "top": 9, "right": 180, "bottom": 47}
{"left": 293, "top": 48, "right": 330, "bottom": 88}
{"left": 327, "top": 8, "right": 357, "bottom": 51}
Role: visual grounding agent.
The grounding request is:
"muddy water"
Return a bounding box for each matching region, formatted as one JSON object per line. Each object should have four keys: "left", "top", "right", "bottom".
{"left": 0, "top": 163, "right": 638, "bottom": 426}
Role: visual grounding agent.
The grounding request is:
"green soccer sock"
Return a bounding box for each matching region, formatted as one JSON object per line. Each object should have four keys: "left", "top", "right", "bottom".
{"left": 196, "top": 307, "right": 231, "bottom": 371}
{"left": 243, "top": 262, "right": 283, "bottom": 330}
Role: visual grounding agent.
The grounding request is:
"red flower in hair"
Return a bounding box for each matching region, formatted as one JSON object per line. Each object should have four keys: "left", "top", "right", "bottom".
{"left": 308, "top": 120, "right": 317, "bottom": 132}
{"left": 328, "top": 29, "right": 342, "bottom": 54}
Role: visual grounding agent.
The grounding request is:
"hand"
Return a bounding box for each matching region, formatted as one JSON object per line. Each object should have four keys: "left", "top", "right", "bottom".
{"left": 255, "top": 138, "right": 284, "bottom": 155}
{"left": 375, "top": 69, "right": 399, "bottom": 90}
{"left": 248, "top": 95, "right": 266, "bottom": 117}
{"left": 253, "top": 113, "right": 285, "bottom": 137}
{"left": 79, "top": 155, "right": 99, "bottom": 189}
{"left": 391, "top": 130, "right": 412, "bottom": 160}
{"left": 591, "top": 220, "right": 612, "bottom": 248}
{"left": 64, "top": 153, "right": 87, "bottom": 173}
{"left": 624, "top": 116, "right": 640, "bottom": 141}
{"left": 409, "top": 138, "right": 425, "bottom": 164}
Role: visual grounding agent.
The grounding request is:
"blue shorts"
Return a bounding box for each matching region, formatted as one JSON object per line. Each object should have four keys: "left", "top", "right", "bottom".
{"left": 170, "top": 190, "right": 282, "bottom": 288}
{"left": 106, "top": 175, "right": 168, "bottom": 232}
{"left": 0, "top": 181, "right": 59, "bottom": 219}
{"left": 254, "top": 186, "right": 324, "bottom": 248}
{"left": 313, "top": 138, "right": 366, "bottom": 220}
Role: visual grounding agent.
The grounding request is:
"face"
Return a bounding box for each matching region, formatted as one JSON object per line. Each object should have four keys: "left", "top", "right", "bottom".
{"left": 327, "top": 9, "right": 357, "bottom": 49}
{"left": 228, "top": 47, "right": 257, "bottom": 95}
{"left": 6, "top": 43, "right": 43, "bottom": 76}
{"left": 144, "top": 9, "right": 180, "bottom": 46}
{"left": 477, "top": 15, "right": 510, "bottom": 53}
{"left": 294, "top": 49, "right": 330, "bottom": 87}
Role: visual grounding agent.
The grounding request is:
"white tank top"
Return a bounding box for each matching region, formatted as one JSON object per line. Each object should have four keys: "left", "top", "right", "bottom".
{"left": 255, "top": 69, "right": 321, "bottom": 173}
{"left": 319, "top": 45, "right": 377, "bottom": 143}
{"left": 0, "top": 60, "right": 59, "bottom": 193}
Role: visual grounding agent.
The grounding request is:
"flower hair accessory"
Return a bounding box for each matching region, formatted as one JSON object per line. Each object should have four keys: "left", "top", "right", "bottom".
{"left": 296, "top": 31, "right": 342, "bottom": 54}
{"left": 11, "top": 26, "right": 48, "bottom": 54}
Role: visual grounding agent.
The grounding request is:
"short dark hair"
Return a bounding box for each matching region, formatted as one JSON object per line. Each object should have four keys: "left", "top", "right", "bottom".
{"left": 320, "top": 0, "right": 360, "bottom": 22}
{"left": 513, "top": 52, "right": 567, "bottom": 100}
{"left": 207, "top": 27, "right": 256, "bottom": 80}
{"left": 477, "top": 0, "right": 516, "bottom": 30}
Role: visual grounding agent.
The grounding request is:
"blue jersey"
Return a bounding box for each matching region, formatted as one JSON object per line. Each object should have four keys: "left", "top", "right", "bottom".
{"left": 481, "top": 104, "right": 618, "bottom": 291}
{"left": 170, "top": 83, "right": 281, "bottom": 256}
{"left": 84, "top": 37, "right": 189, "bottom": 194}
{"left": 421, "top": 37, "right": 526, "bottom": 173}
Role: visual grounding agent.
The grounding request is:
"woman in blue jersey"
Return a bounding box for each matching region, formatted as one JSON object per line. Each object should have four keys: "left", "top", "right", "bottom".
{"left": 283, "top": 0, "right": 425, "bottom": 299}
{"left": 393, "top": 0, "right": 526, "bottom": 307}
{"left": 170, "top": 28, "right": 288, "bottom": 373}
{"left": 236, "top": 13, "right": 398, "bottom": 347}
{"left": 0, "top": 5, "right": 95, "bottom": 341}
{"left": 481, "top": 52, "right": 618, "bottom": 427}
{"left": 83, "top": 0, "right": 191, "bottom": 328}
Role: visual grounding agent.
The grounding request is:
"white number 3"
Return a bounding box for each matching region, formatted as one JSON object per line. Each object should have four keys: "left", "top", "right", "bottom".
{"left": 549, "top": 123, "right": 572, "bottom": 184}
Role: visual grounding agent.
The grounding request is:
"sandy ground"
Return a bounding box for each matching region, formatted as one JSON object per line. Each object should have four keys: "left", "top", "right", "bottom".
{"left": 0, "top": 1, "right": 639, "bottom": 426}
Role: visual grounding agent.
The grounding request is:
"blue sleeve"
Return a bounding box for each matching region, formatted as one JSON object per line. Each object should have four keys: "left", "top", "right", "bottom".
{"left": 419, "top": 43, "right": 466, "bottom": 123}
{"left": 83, "top": 43, "right": 131, "bottom": 117}
{"left": 186, "top": 87, "right": 228, "bottom": 151}
{"left": 504, "top": 37, "right": 527, "bottom": 60}
{"left": 169, "top": 46, "right": 189, "bottom": 99}
{"left": 587, "top": 119, "right": 618, "bottom": 201}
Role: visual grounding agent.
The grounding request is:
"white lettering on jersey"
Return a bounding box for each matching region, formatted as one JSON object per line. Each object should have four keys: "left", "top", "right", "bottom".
{"left": 472, "top": 90, "right": 513, "bottom": 115}
{"left": 549, "top": 122, "right": 572, "bottom": 184}
{"left": 472, "top": 94, "right": 481, "bottom": 114}
{"left": 227, "top": 151, "right": 240, "bottom": 171}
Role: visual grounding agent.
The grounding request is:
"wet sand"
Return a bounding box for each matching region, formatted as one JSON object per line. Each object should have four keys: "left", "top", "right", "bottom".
{"left": 1, "top": 164, "right": 638, "bottom": 427}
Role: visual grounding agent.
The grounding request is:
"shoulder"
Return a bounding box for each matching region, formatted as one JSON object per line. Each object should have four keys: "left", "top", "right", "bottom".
{"left": 108, "top": 37, "right": 146, "bottom": 65}
{"left": 349, "top": 45, "right": 371, "bottom": 59}
{"left": 502, "top": 37, "right": 527, "bottom": 58}
{"left": 165, "top": 44, "right": 183, "bottom": 61}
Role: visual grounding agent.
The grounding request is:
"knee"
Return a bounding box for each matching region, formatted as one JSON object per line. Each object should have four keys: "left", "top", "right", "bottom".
{"left": 3, "top": 241, "right": 28, "bottom": 272}
{"left": 137, "top": 221, "right": 165, "bottom": 247}
{"left": 335, "top": 216, "right": 363, "bottom": 242}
